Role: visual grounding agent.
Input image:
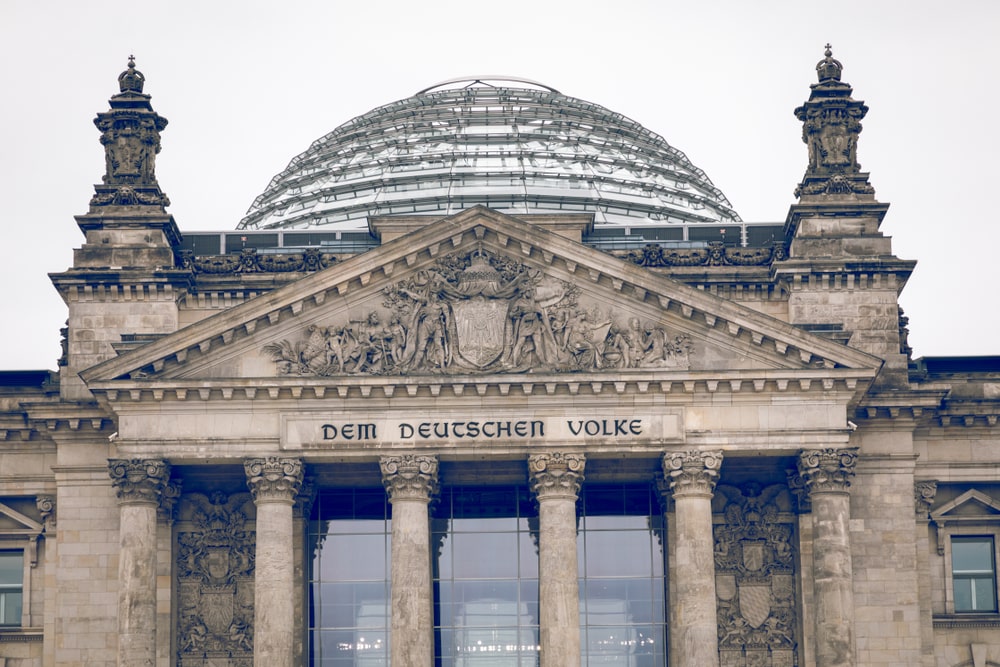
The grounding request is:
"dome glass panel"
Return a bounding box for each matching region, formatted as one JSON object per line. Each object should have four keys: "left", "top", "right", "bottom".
{"left": 239, "top": 78, "right": 741, "bottom": 231}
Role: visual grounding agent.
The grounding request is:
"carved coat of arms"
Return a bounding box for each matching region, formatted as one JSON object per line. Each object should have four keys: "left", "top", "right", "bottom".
{"left": 713, "top": 484, "right": 798, "bottom": 667}
{"left": 264, "top": 247, "right": 692, "bottom": 376}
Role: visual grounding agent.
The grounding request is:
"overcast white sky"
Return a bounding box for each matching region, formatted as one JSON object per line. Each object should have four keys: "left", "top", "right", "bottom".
{"left": 1, "top": 0, "right": 997, "bottom": 370}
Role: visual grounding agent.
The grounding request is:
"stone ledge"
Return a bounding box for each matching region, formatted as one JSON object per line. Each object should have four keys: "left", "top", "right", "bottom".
{"left": 933, "top": 614, "right": 1000, "bottom": 629}
{"left": 0, "top": 628, "right": 43, "bottom": 642}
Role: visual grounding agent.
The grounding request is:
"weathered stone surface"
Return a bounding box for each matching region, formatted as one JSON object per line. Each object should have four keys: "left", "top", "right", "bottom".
{"left": 381, "top": 455, "right": 438, "bottom": 667}
{"left": 529, "top": 453, "right": 585, "bottom": 667}
{"left": 109, "top": 458, "right": 170, "bottom": 667}
{"left": 664, "top": 450, "right": 723, "bottom": 667}
{"left": 245, "top": 457, "right": 302, "bottom": 667}
{"left": 799, "top": 448, "right": 857, "bottom": 667}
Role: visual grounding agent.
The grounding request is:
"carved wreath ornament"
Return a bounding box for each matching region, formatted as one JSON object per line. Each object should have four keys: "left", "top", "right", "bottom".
{"left": 264, "top": 248, "right": 692, "bottom": 376}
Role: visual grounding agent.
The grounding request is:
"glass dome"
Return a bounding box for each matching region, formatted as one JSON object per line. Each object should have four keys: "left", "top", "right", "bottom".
{"left": 238, "top": 78, "right": 742, "bottom": 231}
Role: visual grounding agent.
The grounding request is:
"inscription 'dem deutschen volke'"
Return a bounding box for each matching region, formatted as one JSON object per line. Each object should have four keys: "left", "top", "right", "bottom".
{"left": 320, "top": 418, "right": 644, "bottom": 442}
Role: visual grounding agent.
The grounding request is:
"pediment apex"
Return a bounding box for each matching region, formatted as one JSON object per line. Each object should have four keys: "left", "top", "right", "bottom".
{"left": 931, "top": 489, "right": 1000, "bottom": 521}
{"left": 82, "top": 206, "right": 880, "bottom": 385}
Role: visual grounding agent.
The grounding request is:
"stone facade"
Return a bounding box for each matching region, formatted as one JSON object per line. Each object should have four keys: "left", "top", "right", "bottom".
{"left": 0, "top": 50, "right": 998, "bottom": 667}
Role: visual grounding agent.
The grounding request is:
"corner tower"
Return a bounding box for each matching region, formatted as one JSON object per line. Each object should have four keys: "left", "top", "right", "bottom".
{"left": 774, "top": 46, "right": 915, "bottom": 387}
{"left": 50, "top": 57, "right": 190, "bottom": 399}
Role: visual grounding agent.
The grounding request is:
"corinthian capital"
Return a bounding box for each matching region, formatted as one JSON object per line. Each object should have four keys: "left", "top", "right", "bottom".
{"left": 244, "top": 457, "right": 304, "bottom": 504}
{"left": 380, "top": 455, "right": 439, "bottom": 502}
{"left": 797, "top": 448, "right": 858, "bottom": 495}
{"left": 108, "top": 459, "right": 171, "bottom": 505}
{"left": 663, "top": 450, "right": 722, "bottom": 497}
{"left": 528, "top": 452, "right": 586, "bottom": 501}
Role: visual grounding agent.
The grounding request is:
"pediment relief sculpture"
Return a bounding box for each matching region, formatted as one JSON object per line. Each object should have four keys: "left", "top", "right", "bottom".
{"left": 263, "top": 247, "right": 692, "bottom": 376}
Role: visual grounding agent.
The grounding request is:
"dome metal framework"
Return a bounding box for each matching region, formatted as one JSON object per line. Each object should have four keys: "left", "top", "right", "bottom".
{"left": 238, "top": 78, "right": 742, "bottom": 231}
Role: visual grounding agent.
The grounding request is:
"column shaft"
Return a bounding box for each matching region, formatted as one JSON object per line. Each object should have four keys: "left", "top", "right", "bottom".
{"left": 381, "top": 455, "right": 438, "bottom": 667}
{"left": 529, "top": 452, "right": 585, "bottom": 667}
{"left": 109, "top": 458, "right": 170, "bottom": 667}
{"left": 663, "top": 450, "right": 722, "bottom": 667}
{"left": 798, "top": 448, "right": 858, "bottom": 667}
{"left": 245, "top": 457, "right": 304, "bottom": 667}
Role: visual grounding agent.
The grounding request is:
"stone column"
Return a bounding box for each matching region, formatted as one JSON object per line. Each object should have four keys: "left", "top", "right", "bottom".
{"left": 108, "top": 458, "right": 171, "bottom": 667}
{"left": 662, "top": 450, "right": 722, "bottom": 667}
{"left": 797, "top": 448, "right": 858, "bottom": 667}
{"left": 528, "top": 452, "right": 585, "bottom": 667}
{"left": 245, "top": 457, "right": 304, "bottom": 667}
{"left": 380, "top": 455, "right": 439, "bottom": 667}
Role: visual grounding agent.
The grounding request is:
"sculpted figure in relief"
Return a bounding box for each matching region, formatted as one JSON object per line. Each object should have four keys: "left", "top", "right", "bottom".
{"left": 264, "top": 248, "right": 692, "bottom": 376}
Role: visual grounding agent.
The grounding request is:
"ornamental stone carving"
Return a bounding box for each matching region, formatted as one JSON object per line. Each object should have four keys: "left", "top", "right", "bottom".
{"left": 664, "top": 450, "right": 723, "bottom": 497}
{"left": 380, "top": 455, "right": 439, "bottom": 502}
{"left": 619, "top": 241, "right": 788, "bottom": 268}
{"left": 263, "top": 247, "right": 691, "bottom": 377}
{"left": 714, "top": 484, "right": 798, "bottom": 667}
{"left": 176, "top": 491, "right": 257, "bottom": 666}
{"left": 90, "top": 57, "right": 171, "bottom": 209}
{"left": 785, "top": 471, "right": 811, "bottom": 513}
{"left": 293, "top": 477, "right": 317, "bottom": 519}
{"left": 793, "top": 45, "right": 875, "bottom": 198}
{"left": 796, "top": 448, "right": 858, "bottom": 494}
{"left": 528, "top": 452, "right": 586, "bottom": 499}
{"left": 35, "top": 496, "right": 55, "bottom": 529}
{"left": 177, "top": 247, "right": 338, "bottom": 274}
{"left": 108, "top": 458, "right": 171, "bottom": 504}
{"left": 914, "top": 480, "right": 938, "bottom": 517}
{"left": 244, "top": 457, "right": 304, "bottom": 504}
{"left": 157, "top": 480, "right": 183, "bottom": 524}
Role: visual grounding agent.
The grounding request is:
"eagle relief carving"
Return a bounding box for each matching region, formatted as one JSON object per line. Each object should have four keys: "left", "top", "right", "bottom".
{"left": 263, "top": 247, "right": 692, "bottom": 376}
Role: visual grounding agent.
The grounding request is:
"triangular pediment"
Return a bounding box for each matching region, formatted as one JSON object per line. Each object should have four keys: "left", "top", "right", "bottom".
{"left": 0, "top": 500, "right": 43, "bottom": 534}
{"left": 931, "top": 489, "right": 1000, "bottom": 522}
{"left": 83, "top": 207, "right": 880, "bottom": 394}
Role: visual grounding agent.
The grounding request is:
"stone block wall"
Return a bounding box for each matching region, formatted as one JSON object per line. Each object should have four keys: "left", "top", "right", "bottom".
{"left": 850, "top": 454, "right": 923, "bottom": 665}
{"left": 51, "top": 467, "right": 120, "bottom": 665}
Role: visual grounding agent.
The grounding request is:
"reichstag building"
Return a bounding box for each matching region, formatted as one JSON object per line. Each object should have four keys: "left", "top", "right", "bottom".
{"left": 0, "top": 48, "right": 998, "bottom": 667}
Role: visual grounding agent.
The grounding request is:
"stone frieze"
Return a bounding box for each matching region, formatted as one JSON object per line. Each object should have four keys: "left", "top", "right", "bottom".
{"left": 263, "top": 247, "right": 691, "bottom": 376}
{"left": 177, "top": 247, "right": 338, "bottom": 274}
{"left": 616, "top": 241, "right": 787, "bottom": 268}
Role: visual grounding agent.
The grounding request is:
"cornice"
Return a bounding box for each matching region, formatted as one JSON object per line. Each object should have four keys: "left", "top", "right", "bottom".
{"left": 22, "top": 400, "right": 115, "bottom": 436}
{"left": 782, "top": 200, "right": 890, "bottom": 238}
{"left": 82, "top": 208, "right": 883, "bottom": 385}
{"left": 86, "top": 367, "right": 874, "bottom": 406}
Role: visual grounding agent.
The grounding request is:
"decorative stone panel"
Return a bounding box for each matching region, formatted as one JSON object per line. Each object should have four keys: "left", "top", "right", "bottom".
{"left": 175, "top": 491, "right": 256, "bottom": 667}
{"left": 714, "top": 483, "right": 798, "bottom": 667}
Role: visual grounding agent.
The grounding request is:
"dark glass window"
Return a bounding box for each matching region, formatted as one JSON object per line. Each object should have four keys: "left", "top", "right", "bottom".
{"left": 310, "top": 489, "right": 392, "bottom": 666}
{"left": 0, "top": 551, "right": 22, "bottom": 626}
{"left": 578, "top": 484, "right": 666, "bottom": 667}
{"left": 953, "top": 536, "right": 998, "bottom": 613}
{"left": 434, "top": 486, "right": 539, "bottom": 667}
